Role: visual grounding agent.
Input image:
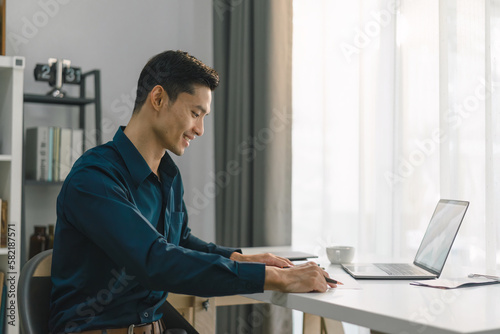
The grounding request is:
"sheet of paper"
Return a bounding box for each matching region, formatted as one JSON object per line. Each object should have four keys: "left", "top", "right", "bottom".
{"left": 410, "top": 276, "right": 499, "bottom": 289}
{"left": 328, "top": 273, "right": 363, "bottom": 290}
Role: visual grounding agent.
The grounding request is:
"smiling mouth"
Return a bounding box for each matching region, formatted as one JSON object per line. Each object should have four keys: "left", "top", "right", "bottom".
{"left": 183, "top": 135, "right": 193, "bottom": 146}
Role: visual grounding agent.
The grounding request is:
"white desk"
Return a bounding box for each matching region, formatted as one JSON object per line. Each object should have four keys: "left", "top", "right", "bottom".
{"left": 241, "top": 247, "right": 500, "bottom": 334}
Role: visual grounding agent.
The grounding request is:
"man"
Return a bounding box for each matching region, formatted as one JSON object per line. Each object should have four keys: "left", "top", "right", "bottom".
{"left": 49, "top": 50, "right": 335, "bottom": 334}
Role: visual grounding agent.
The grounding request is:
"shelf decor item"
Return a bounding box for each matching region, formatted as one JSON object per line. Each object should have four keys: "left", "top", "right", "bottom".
{"left": 24, "top": 68, "right": 102, "bottom": 160}
{"left": 1, "top": 0, "right": 5, "bottom": 56}
{"left": 29, "top": 225, "right": 48, "bottom": 259}
{"left": 33, "top": 58, "right": 82, "bottom": 98}
{"left": 46, "top": 224, "right": 55, "bottom": 249}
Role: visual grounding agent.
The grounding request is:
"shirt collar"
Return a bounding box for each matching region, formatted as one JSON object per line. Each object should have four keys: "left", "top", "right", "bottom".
{"left": 159, "top": 150, "right": 179, "bottom": 179}
{"left": 113, "top": 126, "right": 178, "bottom": 187}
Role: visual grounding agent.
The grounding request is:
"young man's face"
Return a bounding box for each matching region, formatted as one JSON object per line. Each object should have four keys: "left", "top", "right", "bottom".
{"left": 154, "top": 84, "right": 212, "bottom": 156}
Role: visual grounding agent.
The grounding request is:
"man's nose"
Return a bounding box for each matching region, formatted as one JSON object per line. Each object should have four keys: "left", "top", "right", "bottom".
{"left": 193, "top": 118, "right": 204, "bottom": 137}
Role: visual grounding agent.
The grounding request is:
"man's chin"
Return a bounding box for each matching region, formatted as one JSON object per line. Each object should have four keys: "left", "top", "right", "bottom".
{"left": 167, "top": 148, "right": 184, "bottom": 156}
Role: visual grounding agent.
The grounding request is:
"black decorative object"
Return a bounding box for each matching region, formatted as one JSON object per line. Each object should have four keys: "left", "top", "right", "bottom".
{"left": 33, "top": 58, "right": 82, "bottom": 98}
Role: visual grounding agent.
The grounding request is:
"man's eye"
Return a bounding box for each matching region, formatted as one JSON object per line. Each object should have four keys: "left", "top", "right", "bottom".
{"left": 192, "top": 111, "right": 200, "bottom": 118}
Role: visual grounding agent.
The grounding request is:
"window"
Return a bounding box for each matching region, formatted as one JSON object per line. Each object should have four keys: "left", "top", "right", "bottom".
{"left": 292, "top": 0, "right": 500, "bottom": 282}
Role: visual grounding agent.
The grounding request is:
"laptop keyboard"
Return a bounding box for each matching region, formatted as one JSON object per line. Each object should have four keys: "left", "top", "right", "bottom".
{"left": 375, "top": 263, "right": 428, "bottom": 276}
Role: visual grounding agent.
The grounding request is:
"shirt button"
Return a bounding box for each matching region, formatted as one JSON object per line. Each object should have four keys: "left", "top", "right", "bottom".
{"left": 144, "top": 312, "right": 149, "bottom": 318}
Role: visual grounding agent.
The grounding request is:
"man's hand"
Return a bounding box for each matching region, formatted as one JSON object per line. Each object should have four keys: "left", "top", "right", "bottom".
{"left": 264, "top": 262, "right": 337, "bottom": 293}
{"left": 230, "top": 252, "right": 294, "bottom": 268}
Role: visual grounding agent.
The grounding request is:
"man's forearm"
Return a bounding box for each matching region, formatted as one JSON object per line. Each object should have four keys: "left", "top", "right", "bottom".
{"left": 263, "top": 266, "right": 285, "bottom": 290}
{"left": 181, "top": 234, "right": 241, "bottom": 258}
{"left": 230, "top": 252, "right": 336, "bottom": 293}
{"left": 230, "top": 251, "right": 244, "bottom": 261}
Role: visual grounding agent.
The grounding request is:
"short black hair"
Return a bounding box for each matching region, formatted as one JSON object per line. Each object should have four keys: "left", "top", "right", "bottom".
{"left": 133, "top": 50, "right": 219, "bottom": 113}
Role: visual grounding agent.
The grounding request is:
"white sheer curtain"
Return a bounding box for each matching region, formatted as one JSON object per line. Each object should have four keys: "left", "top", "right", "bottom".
{"left": 292, "top": 0, "right": 500, "bottom": 294}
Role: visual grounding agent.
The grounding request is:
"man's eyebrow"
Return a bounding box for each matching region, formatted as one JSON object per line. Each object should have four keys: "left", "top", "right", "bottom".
{"left": 194, "top": 105, "right": 208, "bottom": 114}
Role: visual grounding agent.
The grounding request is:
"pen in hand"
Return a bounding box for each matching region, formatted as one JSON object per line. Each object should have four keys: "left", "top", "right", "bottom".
{"left": 281, "top": 264, "right": 343, "bottom": 286}
{"left": 325, "top": 277, "right": 343, "bottom": 285}
{"left": 317, "top": 264, "right": 343, "bottom": 285}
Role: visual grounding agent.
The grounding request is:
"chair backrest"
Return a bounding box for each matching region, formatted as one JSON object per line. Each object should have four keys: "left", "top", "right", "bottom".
{"left": 18, "top": 249, "right": 53, "bottom": 334}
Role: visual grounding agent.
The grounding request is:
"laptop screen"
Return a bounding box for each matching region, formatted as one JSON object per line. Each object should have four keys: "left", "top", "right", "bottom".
{"left": 414, "top": 199, "right": 469, "bottom": 275}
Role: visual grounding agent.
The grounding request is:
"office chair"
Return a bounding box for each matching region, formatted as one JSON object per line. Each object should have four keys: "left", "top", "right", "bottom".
{"left": 18, "top": 249, "right": 53, "bottom": 334}
{"left": 17, "top": 249, "right": 189, "bottom": 334}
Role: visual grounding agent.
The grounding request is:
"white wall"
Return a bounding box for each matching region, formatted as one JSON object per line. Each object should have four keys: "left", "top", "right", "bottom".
{"left": 5, "top": 0, "right": 216, "bottom": 258}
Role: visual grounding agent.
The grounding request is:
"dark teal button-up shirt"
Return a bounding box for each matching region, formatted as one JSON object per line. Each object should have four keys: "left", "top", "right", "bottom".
{"left": 49, "top": 127, "right": 265, "bottom": 333}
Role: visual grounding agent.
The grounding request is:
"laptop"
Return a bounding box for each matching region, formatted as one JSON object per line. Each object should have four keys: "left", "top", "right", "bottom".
{"left": 342, "top": 199, "right": 469, "bottom": 279}
{"left": 271, "top": 251, "right": 318, "bottom": 261}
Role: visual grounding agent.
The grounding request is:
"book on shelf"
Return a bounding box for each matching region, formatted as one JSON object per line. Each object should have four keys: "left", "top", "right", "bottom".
{"left": 48, "top": 127, "right": 54, "bottom": 181}
{"left": 25, "top": 126, "right": 49, "bottom": 181}
{"left": 25, "top": 126, "right": 84, "bottom": 182}
{"left": 59, "top": 128, "right": 72, "bottom": 181}
{"left": 71, "top": 128, "right": 84, "bottom": 168}
{"left": 52, "top": 127, "right": 60, "bottom": 182}
{"left": 0, "top": 199, "right": 7, "bottom": 248}
{"left": 0, "top": 271, "right": 5, "bottom": 334}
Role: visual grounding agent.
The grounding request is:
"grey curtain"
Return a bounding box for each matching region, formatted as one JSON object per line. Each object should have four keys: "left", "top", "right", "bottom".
{"left": 213, "top": 0, "right": 293, "bottom": 333}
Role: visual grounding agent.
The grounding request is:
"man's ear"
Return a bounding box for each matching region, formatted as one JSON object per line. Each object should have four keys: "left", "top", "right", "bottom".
{"left": 149, "top": 85, "right": 168, "bottom": 111}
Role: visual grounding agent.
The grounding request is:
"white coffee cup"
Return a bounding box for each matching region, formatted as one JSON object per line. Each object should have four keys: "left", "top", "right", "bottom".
{"left": 326, "top": 246, "right": 355, "bottom": 264}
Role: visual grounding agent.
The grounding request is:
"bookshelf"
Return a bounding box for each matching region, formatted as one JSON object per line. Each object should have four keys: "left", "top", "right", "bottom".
{"left": 23, "top": 69, "right": 102, "bottom": 147}
{"left": 0, "top": 55, "right": 25, "bottom": 334}
{"left": 0, "top": 0, "right": 5, "bottom": 56}
{"left": 22, "top": 70, "right": 102, "bottom": 264}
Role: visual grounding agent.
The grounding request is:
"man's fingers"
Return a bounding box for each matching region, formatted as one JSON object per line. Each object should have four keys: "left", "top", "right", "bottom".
{"left": 278, "top": 256, "right": 294, "bottom": 267}
{"left": 271, "top": 260, "right": 341, "bottom": 293}
{"left": 263, "top": 254, "right": 294, "bottom": 268}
